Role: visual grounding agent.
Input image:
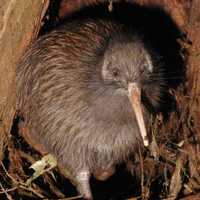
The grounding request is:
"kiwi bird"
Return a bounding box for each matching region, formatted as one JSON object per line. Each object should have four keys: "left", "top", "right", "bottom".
{"left": 16, "top": 17, "right": 165, "bottom": 199}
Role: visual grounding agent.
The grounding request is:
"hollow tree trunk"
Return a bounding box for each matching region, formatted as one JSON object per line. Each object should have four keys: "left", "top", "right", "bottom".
{"left": 0, "top": 0, "right": 199, "bottom": 199}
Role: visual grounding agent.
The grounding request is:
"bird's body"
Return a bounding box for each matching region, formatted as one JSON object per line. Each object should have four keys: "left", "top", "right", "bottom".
{"left": 17, "top": 17, "right": 165, "bottom": 199}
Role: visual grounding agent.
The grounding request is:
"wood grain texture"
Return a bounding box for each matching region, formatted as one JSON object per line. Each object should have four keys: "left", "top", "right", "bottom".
{"left": 0, "top": 0, "right": 49, "bottom": 160}
{"left": 59, "top": 0, "right": 188, "bottom": 28}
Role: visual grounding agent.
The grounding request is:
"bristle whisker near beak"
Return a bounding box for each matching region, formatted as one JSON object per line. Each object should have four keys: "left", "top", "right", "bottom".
{"left": 128, "top": 83, "right": 149, "bottom": 147}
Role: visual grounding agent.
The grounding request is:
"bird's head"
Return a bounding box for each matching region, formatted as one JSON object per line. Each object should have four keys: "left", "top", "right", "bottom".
{"left": 87, "top": 34, "right": 165, "bottom": 147}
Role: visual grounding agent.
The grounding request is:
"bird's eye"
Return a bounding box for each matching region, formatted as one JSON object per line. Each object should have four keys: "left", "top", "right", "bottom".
{"left": 141, "top": 64, "right": 152, "bottom": 76}
{"left": 140, "top": 68, "right": 145, "bottom": 75}
{"left": 112, "top": 68, "right": 120, "bottom": 77}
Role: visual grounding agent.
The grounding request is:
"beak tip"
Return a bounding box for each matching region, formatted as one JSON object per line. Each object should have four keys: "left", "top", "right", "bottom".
{"left": 143, "top": 140, "right": 149, "bottom": 147}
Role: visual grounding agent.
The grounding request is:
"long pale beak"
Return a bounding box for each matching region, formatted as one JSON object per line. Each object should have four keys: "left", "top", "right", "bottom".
{"left": 128, "top": 83, "right": 149, "bottom": 146}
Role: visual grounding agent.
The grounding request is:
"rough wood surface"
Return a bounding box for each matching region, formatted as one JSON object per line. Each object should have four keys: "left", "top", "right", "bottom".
{"left": 0, "top": 0, "right": 49, "bottom": 160}
{"left": 186, "top": 0, "right": 200, "bottom": 138}
{"left": 59, "top": 0, "right": 188, "bottom": 28}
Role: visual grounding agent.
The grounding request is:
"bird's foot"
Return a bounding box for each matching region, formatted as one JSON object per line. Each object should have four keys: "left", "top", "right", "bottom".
{"left": 94, "top": 165, "right": 115, "bottom": 181}
{"left": 76, "top": 170, "right": 93, "bottom": 199}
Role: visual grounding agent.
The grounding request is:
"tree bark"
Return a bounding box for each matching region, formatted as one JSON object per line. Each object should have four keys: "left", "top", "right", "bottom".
{"left": 186, "top": 0, "right": 200, "bottom": 137}
{"left": 59, "top": 0, "right": 188, "bottom": 28}
{"left": 0, "top": 0, "right": 49, "bottom": 160}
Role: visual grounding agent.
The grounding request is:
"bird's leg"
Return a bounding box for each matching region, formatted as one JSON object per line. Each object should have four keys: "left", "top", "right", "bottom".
{"left": 76, "top": 170, "right": 92, "bottom": 199}
{"left": 93, "top": 164, "right": 116, "bottom": 181}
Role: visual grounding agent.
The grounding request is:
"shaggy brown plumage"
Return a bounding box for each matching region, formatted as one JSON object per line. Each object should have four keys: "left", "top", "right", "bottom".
{"left": 16, "top": 17, "right": 165, "bottom": 199}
